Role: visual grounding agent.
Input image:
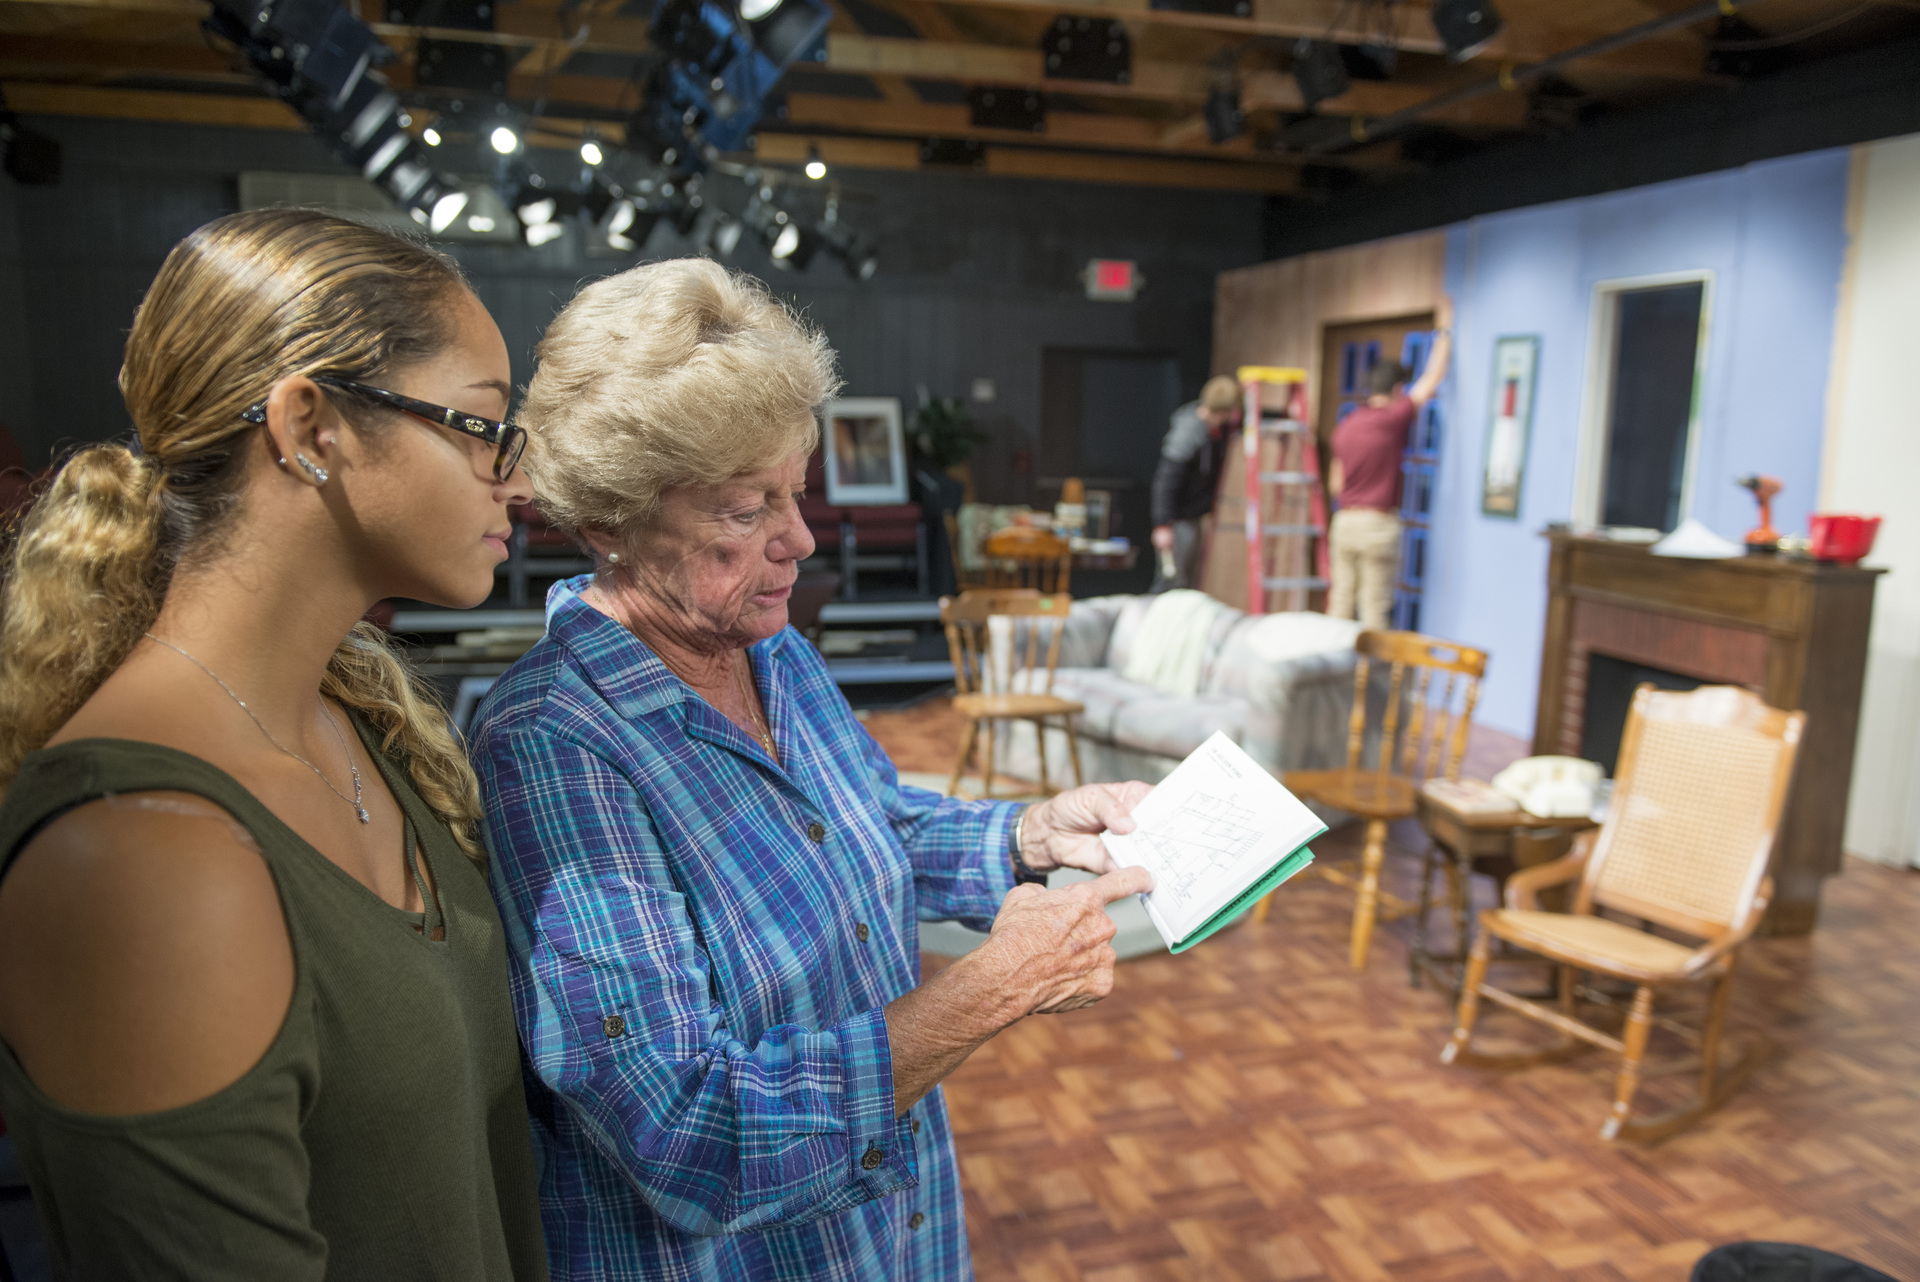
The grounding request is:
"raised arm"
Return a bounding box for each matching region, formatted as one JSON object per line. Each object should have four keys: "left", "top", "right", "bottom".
{"left": 0, "top": 796, "right": 320, "bottom": 1277}
{"left": 1408, "top": 294, "right": 1455, "bottom": 406}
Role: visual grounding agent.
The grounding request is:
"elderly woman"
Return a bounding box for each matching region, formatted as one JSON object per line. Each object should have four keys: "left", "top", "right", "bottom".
{"left": 471, "top": 258, "right": 1154, "bottom": 1281}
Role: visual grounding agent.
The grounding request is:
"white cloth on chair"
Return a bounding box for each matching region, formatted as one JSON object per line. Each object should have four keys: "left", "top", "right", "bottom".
{"left": 1120, "top": 589, "right": 1229, "bottom": 696}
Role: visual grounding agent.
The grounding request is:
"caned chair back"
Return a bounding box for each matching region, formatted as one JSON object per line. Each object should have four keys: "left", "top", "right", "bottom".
{"left": 1577, "top": 685, "right": 1803, "bottom": 940}
{"left": 941, "top": 590, "right": 1072, "bottom": 699}
{"left": 1342, "top": 630, "right": 1488, "bottom": 784}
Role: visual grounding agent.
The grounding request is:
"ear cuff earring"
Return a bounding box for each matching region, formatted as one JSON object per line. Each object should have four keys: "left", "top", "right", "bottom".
{"left": 292, "top": 452, "right": 330, "bottom": 485}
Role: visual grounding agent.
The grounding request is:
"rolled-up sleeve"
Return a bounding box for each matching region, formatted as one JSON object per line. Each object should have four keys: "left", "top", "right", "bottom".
{"left": 477, "top": 726, "right": 916, "bottom": 1236}
{"left": 850, "top": 718, "right": 1018, "bottom": 931}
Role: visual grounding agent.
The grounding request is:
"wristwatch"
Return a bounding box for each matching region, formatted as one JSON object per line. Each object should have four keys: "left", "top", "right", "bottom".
{"left": 1007, "top": 804, "right": 1047, "bottom": 885}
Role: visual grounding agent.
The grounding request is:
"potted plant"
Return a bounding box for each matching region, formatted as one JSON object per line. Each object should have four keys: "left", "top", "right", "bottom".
{"left": 910, "top": 387, "right": 988, "bottom": 504}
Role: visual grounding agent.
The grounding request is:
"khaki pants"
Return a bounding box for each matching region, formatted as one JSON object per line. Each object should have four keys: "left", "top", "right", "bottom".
{"left": 1328, "top": 508, "right": 1402, "bottom": 632}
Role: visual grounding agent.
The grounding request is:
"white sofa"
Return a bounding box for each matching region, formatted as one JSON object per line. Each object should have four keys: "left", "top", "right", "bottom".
{"left": 997, "top": 594, "right": 1364, "bottom": 789}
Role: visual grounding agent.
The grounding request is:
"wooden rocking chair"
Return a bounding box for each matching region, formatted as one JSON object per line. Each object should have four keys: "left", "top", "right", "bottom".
{"left": 1256, "top": 629, "right": 1487, "bottom": 971}
{"left": 1440, "top": 684, "right": 1804, "bottom": 1144}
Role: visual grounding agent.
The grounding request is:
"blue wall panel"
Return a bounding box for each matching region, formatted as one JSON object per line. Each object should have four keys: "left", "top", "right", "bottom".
{"left": 1424, "top": 148, "right": 1852, "bottom": 738}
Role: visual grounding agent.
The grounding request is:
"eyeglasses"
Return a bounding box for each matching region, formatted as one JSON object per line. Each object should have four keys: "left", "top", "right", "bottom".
{"left": 240, "top": 377, "right": 527, "bottom": 481}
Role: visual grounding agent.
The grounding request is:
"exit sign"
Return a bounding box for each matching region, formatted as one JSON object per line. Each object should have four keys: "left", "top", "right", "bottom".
{"left": 1084, "top": 258, "right": 1142, "bottom": 301}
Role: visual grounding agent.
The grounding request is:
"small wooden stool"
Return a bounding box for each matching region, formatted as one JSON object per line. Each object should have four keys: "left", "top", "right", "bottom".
{"left": 1411, "top": 779, "right": 1597, "bottom": 998}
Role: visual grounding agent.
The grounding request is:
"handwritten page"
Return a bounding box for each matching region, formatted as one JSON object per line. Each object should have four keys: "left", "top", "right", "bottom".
{"left": 1102, "top": 731, "right": 1325, "bottom": 950}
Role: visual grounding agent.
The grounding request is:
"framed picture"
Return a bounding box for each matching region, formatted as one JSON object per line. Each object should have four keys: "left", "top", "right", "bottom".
{"left": 1482, "top": 335, "right": 1539, "bottom": 519}
{"left": 824, "top": 398, "right": 909, "bottom": 506}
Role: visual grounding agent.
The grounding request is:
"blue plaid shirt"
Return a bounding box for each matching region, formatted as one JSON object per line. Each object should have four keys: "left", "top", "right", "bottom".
{"left": 471, "top": 577, "right": 1018, "bottom": 1281}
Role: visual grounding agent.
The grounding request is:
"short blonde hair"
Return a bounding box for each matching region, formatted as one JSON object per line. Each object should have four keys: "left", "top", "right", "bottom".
{"left": 1200, "top": 375, "right": 1241, "bottom": 412}
{"left": 521, "top": 258, "right": 840, "bottom": 535}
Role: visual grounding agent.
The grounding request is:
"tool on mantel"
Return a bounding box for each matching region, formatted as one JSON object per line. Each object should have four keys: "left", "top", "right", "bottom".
{"left": 1735, "top": 474, "right": 1782, "bottom": 553}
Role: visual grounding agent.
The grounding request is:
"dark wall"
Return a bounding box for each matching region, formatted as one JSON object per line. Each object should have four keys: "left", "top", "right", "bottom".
{"left": 1261, "top": 32, "right": 1920, "bottom": 262}
{"left": 0, "top": 115, "right": 1265, "bottom": 509}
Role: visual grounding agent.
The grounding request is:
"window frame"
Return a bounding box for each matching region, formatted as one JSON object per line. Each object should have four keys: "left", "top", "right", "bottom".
{"left": 1571, "top": 269, "right": 1715, "bottom": 531}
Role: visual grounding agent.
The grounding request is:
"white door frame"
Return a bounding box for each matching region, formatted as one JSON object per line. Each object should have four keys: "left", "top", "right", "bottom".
{"left": 1571, "top": 269, "right": 1715, "bottom": 530}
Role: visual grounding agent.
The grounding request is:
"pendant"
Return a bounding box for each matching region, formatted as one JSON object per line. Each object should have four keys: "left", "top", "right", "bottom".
{"left": 356, "top": 806, "right": 371, "bottom": 824}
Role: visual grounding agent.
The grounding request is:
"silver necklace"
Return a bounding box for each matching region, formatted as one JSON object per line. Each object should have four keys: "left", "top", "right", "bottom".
{"left": 143, "top": 633, "right": 370, "bottom": 824}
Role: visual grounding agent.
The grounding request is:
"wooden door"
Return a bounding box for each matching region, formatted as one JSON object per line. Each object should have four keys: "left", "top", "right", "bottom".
{"left": 1316, "top": 312, "right": 1435, "bottom": 443}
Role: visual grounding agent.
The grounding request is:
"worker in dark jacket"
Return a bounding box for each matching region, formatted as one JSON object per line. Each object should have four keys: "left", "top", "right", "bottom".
{"left": 1149, "top": 375, "right": 1241, "bottom": 590}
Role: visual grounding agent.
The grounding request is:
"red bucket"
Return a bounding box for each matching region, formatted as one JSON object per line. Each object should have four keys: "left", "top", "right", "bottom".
{"left": 1807, "top": 513, "right": 1881, "bottom": 565}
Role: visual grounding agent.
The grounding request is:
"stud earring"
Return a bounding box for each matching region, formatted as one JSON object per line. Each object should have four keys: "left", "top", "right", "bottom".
{"left": 294, "top": 452, "right": 330, "bottom": 485}
{"left": 606, "top": 551, "right": 622, "bottom": 564}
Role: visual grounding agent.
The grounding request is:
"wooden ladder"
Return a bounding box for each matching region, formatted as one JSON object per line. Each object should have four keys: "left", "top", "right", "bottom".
{"left": 1237, "top": 365, "right": 1326, "bottom": 615}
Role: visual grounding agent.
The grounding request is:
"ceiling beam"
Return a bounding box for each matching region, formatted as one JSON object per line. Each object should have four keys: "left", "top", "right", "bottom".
{"left": 899, "top": 0, "right": 1709, "bottom": 79}
{"left": 2, "top": 78, "right": 302, "bottom": 127}
{"left": 0, "top": 78, "right": 1297, "bottom": 190}
{"left": 818, "top": 32, "right": 1528, "bottom": 124}
{"left": 755, "top": 128, "right": 1295, "bottom": 188}
{"left": 778, "top": 90, "right": 1284, "bottom": 160}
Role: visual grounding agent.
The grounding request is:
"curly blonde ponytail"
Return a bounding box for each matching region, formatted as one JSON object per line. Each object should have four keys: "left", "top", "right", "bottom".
{"left": 0, "top": 208, "right": 487, "bottom": 858}
{"left": 0, "top": 447, "right": 167, "bottom": 779}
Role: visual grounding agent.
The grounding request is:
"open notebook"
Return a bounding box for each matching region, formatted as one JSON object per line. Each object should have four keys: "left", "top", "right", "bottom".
{"left": 1101, "top": 731, "right": 1324, "bottom": 953}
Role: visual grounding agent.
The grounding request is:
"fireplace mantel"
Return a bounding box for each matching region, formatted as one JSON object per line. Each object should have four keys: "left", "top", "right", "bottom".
{"left": 1534, "top": 532, "right": 1882, "bottom": 936}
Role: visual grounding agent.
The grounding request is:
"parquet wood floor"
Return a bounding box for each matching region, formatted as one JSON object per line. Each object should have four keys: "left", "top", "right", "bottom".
{"left": 866, "top": 699, "right": 1920, "bottom": 1281}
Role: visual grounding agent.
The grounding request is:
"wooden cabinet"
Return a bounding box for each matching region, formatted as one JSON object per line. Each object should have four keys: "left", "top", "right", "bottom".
{"left": 1533, "top": 532, "right": 1881, "bottom": 936}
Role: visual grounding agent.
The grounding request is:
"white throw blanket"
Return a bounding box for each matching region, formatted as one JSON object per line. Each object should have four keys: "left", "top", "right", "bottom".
{"left": 1121, "top": 589, "right": 1227, "bottom": 695}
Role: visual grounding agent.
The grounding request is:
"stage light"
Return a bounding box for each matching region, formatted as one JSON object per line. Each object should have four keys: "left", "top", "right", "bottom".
{"left": 517, "top": 196, "right": 557, "bottom": 225}
{"left": 1203, "top": 85, "right": 1245, "bottom": 144}
{"left": 769, "top": 222, "right": 822, "bottom": 270}
{"left": 605, "top": 198, "right": 637, "bottom": 235}
{"left": 526, "top": 220, "right": 565, "bottom": 247}
{"left": 428, "top": 189, "right": 470, "bottom": 233}
{"left": 422, "top": 126, "right": 442, "bottom": 146}
{"left": 1430, "top": 0, "right": 1503, "bottom": 60}
{"left": 804, "top": 144, "right": 827, "bottom": 180}
{"left": 740, "top": 0, "right": 783, "bottom": 20}
{"left": 580, "top": 139, "right": 605, "bottom": 166}
{"left": 489, "top": 125, "right": 520, "bottom": 155}
{"left": 1292, "top": 38, "right": 1350, "bottom": 109}
{"left": 712, "top": 217, "right": 744, "bottom": 257}
{"left": 467, "top": 214, "right": 495, "bottom": 232}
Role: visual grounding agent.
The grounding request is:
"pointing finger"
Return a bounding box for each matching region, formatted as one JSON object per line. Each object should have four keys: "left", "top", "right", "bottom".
{"left": 1084, "top": 864, "right": 1154, "bottom": 905}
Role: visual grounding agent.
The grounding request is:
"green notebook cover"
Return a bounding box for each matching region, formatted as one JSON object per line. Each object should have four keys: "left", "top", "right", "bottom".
{"left": 1165, "top": 842, "right": 1318, "bottom": 954}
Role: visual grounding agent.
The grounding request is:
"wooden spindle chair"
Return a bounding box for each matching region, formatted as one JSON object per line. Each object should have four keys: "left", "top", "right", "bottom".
{"left": 982, "top": 527, "right": 1073, "bottom": 594}
{"left": 1441, "top": 684, "right": 1801, "bottom": 1143}
{"left": 940, "top": 590, "right": 1085, "bottom": 800}
{"left": 1254, "top": 630, "right": 1488, "bottom": 970}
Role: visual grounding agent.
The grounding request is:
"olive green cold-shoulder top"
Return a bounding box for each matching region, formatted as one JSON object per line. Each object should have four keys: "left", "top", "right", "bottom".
{"left": 0, "top": 713, "right": 547, "bottom": 1281}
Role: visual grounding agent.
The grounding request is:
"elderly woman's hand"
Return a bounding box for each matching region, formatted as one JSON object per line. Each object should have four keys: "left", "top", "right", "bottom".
{"left": 981, "top": 866, "right": 1155, "bottom": 1014}
{"left": 1017, "top": 782, "right": 1153, "bottom": 876}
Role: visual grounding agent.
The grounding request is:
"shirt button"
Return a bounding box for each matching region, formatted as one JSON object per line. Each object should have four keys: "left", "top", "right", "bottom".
{"left": 806, "top": 821, "right": 826, "bottom": 843}
{"left": 861, "top": 1145, "right": 885, "bottom": 1171}
{"left": 602, "top": 1014, "right": 626, "bottom": 1039}
{"left": 855, "top": 922, "right": 870, "bottom": 943}
{"left": 909, "top": 1212, "right": 926, "bottom": 1230}
{"left": 911, "top": 1117, "right": 921, "bottom": 1135}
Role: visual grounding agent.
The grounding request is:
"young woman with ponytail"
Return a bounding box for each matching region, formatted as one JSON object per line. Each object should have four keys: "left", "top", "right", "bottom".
{"left": 0, "top": 209, "right": 546, "bottom": 1279}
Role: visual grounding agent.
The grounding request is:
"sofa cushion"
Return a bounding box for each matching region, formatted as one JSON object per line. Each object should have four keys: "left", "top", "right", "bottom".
{"left": 1031, "top": 668, "right": 1147, "bottom": 743}
{"left": 1206, "top": 611, "right": 1363, "bottom": 698}
{"left": 1110, "top": 691, "right": 1249, "bottom": 761}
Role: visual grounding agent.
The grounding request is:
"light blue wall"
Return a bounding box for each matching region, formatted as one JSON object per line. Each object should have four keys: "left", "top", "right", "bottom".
{"left": 1423, "top": 148, "right": 1853, "bottom": 738}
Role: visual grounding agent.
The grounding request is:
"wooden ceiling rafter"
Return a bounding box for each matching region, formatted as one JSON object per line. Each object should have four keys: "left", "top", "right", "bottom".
{"left": 0, "top": 78, "right": 1304, "bottom": 188}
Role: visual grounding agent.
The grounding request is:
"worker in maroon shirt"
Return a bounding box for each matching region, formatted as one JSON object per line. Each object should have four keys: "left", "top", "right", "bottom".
{"left": 1328, "top": 295, "right": 1453, "bottom": 630}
